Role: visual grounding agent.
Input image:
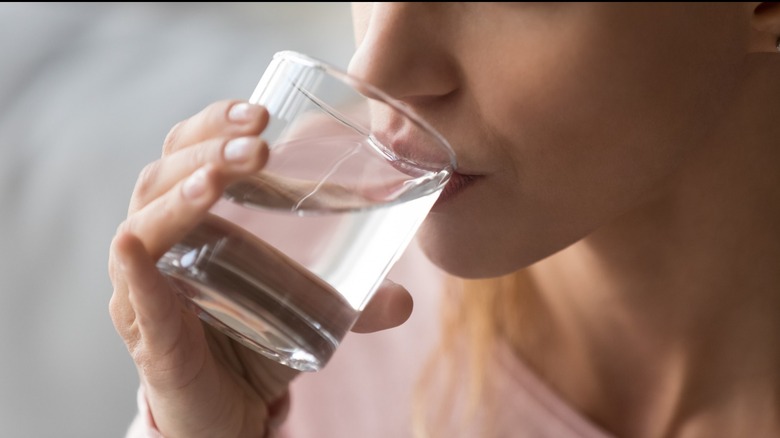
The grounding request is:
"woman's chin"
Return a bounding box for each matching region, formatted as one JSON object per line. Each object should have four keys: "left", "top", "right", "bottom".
{"left": 415, "top": 233, "right": 522, "bottom": 280}
{"left": 415, "top": 220, "right": 562, "bottom": 279}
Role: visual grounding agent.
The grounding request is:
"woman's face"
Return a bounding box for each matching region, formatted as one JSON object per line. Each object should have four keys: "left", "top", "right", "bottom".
{"left": 349, "top": 3, "right": 753, "bottom": 278}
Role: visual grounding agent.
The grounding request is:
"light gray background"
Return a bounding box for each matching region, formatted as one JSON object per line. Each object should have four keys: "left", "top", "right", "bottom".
{"left": 0, "top": 3, "right": 354, "bottom": 436}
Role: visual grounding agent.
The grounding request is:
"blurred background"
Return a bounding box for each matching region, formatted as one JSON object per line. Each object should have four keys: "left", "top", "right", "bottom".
{"left": 0, "top": 3, "right": 355, "bottom": 436}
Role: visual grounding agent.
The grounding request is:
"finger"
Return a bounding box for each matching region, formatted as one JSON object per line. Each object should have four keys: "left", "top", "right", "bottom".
{"left": 350, "top": 279, "right": 414, "bottom": 333}
{"left": 124, "top": 134, "right": 269, "bottom": 259}
{"left": 122, "top": 162, "right": 223, "bottom": 261}
{"left": 130, "top": 135, "right": 268, "bottom": 213}
{"left": 162, "top": 100, "right": 269, "bottom": 156}
{"left": 115, "top": 231, "right": 214, "bottom": 393}
{"left": 114, "top": 231, "right": 192, "bottom": 351}
{"left": 108, "top": 262, "right": 136, "bottom": 346}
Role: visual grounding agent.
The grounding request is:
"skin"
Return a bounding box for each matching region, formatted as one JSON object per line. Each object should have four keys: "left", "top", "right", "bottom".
{"left": 109, "top": 2, "right": 780, "bottom": 437}
{"left": 108, "top": 101, "right": 414, "bottom": 437}
{"left": 349, "top": 2, "right": 780, "bottom": 437}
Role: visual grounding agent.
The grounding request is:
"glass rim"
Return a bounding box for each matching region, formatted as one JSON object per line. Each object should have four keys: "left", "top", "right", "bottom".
{"left": 272, "top": 50, "right": 458, "bottom": 171}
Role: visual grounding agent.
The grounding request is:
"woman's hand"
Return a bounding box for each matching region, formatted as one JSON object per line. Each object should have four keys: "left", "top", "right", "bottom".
{"left": 108, "top": 100, "right": 414, "bottom": 437}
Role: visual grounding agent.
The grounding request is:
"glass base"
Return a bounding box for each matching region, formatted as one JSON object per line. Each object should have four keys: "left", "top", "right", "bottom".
{"left": 155, "top": 215, "right": 361, "bottom": 373}
{"left": 164, "top": 274, "right": 325, "bottom": 372}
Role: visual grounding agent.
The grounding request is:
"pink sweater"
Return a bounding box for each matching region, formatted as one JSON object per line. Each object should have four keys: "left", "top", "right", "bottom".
{"left": 126, "top": 240, "right": 615, "bottom": 438}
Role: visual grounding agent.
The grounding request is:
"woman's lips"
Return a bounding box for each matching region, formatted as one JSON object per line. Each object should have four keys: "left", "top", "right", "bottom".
{"left": 434, "top": 171, "right": 479, "bottom": 207}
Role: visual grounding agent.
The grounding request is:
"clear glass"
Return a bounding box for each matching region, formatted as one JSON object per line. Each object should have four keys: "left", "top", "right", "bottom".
{"left": 156, "top": 50, "right": 457, "bottom": 372}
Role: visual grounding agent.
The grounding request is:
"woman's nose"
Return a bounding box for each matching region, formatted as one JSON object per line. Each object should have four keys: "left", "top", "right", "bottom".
{"left": 347, "top": 3, "right": 459, "bottom": 104}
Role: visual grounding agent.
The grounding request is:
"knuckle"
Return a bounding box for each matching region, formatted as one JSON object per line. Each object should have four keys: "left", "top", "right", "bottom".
{"left": 190, "top": 140, "right": 214, "bottom": 169}
{"left": 125, "top": 331, "right": 144, "bottom": 362}
{"left": 115, "top": 219, "right": 134, "bottom": 239}
{"left": 108, "top": 254, "right": 121, "bottom": 286}
{"left": 108, "top": 222, "right": 132, "bottom": 284}
{"left": 109, "top": 294, "right": 139, "bottom": 347}
{"left": 108, "top": 292, "right": 127, "bottom": 326}
{"left": 162, "top": 121, "right": 184, "bottom": 155}
{"left": 134, "top": 161, "right": 160, "bottom": 201}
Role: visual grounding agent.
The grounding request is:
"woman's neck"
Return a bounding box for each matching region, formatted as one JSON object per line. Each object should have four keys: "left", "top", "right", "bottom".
{"left": 518, "top": 55, "right": 780, "bottom": 438}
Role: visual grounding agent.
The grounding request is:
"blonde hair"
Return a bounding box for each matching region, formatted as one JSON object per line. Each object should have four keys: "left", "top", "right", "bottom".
{"left": 412, "top": 269, "right": 539, "bottom": 437}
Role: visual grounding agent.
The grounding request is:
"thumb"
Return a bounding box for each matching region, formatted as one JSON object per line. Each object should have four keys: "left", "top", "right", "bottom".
{"left": 350, "top": 279, "right": 414, "bottom": 334}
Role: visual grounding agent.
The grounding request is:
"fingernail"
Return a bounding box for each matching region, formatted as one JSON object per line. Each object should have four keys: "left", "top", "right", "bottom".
{"left": 228, "top": 102, "right": 256, "bottom": 123}
{"left": 182, "top": 168, "right": 208, "bottom": 199}
{"left": 224, "top": 137, "right": 256, "bottom": 163}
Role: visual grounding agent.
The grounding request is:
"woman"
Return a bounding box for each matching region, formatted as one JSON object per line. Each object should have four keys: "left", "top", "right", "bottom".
{"left": 110, "top": 3, "right": 780, "bottom": 437}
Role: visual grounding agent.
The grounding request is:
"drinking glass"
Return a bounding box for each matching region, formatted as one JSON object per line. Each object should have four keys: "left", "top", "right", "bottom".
{"left": 156, "top": 50, "right": 456, "bottom": 372}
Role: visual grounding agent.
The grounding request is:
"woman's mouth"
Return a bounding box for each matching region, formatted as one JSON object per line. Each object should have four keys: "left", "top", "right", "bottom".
{"left": 434, "top": 171, "right": 479, "bottom": 207}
